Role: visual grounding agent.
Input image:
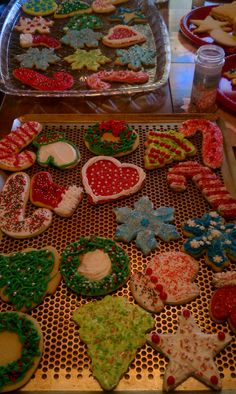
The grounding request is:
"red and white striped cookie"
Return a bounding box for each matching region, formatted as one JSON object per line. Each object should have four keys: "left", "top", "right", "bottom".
{"left": 86, "top": 69, "right": 149, "bottom": 90}
{"left": 179, "top": 119, "right": 223, "bottom": 169}
{"left": 130, "top": 251, "right": 199, "bottom": 313}
{"left": 0, "top": 121, "right": 42, "bottom": 171}
{"left": 0, "top": 172, "right": 52, "bottom": 239}
{"left": 82, "top": 156, "right": 145, "bottom": 204}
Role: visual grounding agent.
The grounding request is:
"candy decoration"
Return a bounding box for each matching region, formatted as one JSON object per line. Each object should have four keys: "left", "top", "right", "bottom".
{"left": 114, "top": 196, "right": 180, "bottom": 255}
{"left": 130, "top": 252, "right": 200, "bottom": 312}
{"left": 86, "top": 69, "right": 149, "bottom": 90}
{"left": 13, "top": 68, "right": 74, "bottom": 91}
{"left": 167, "top": 161, "right": 236, "bottom": 219}
{"left": 182, "top": 211, "right": 236, "bottom": 272}
{"left": 30, "top": 171, "right": 83, "bottom": 217}
{"left": 144, "top": 130, "right": 196, "bottom": 169}
{"left": 20, "top": 33, "right": 61, "bottom": 49}
{"left": 147, "top": 310, "right": 232, "bottom": 391}
{"left": 0, "top": 121, "right": 42, "bottom": 171}
{"left": 0, "top": 172, "right": 52, "bottom": 239}
{"left": 179, "top": 119, "right": 223, "bottom": 169}
{"left": 102, "top": 25, "right": 146, "bottom": 48}
{"left": 82, "top": 156, "right": 146, "bottom": 204}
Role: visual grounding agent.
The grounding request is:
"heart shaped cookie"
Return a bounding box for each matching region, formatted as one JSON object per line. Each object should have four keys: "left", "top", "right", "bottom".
{"left": 30, "top": 171, "right": 83, "bottom": 217}
{"left": 130, "top": 251, "right": 200, "bottom": 312}
{"left": 81, "top": 156, "right": 146, "bottom": 204}
{"left": 102, "top": 25, "right": 146, "bottom": 47}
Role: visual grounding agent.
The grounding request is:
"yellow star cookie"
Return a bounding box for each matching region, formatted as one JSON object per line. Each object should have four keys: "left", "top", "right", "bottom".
{"left": 190, "top": 15, "right": 231, "bottom": 33}
{"left": 64, "top": 48, "right": 111, "bottom": 71}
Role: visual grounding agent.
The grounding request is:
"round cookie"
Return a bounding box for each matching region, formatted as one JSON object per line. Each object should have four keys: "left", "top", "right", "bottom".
{"left": 0, "top": 312, "right": 43, "bottom": 392}
{"left": 84, "top": 119, "right": 139, "bottom": 157}
{"left": 22, "top": 0, "right": 57, "bottom": 16}
{"left": 60, "top": 236, "right": 130, "bottom": 296}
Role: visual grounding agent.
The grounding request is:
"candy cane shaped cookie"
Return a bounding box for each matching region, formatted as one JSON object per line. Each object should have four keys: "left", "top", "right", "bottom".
{"left": 167, "top": 161, "right": 236, "bottom": 219}
{"left": 0, "top": 172, "right": 52, "bottom": 239}
{"left": 0, "top": 121, "right": 42, "bottom": 171}
{"left": 179, "top": 119, "right": 223, "bottom": 169}
{"left": 86, "top": 69, "right": 149, "bottom": 89}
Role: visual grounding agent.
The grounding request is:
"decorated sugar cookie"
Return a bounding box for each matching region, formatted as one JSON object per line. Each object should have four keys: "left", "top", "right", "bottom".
{"left": 114, "top": 196, "right": 180, "bottom": 255}
{"left": 86, "top": 69, "right": 149, "bottom": 89}
{"left": 16, "top": 47, "right": 60, "bottom": 70}
{"left": 33, "top": 130, "right": 80, "bottom": 169}
{"left": 179, "top": 118, "right": 223, "bottom": 169}
{"left": 109, "top": 6, "right": 147, "bottom": 24}
{"left": 61, "top": 236, "right": 130, "bottom": 296}
{"left": 13, "top": 68, "right": 74, "bottom": 91}
{"left": 182, "top": 211, "right": 236, "bottom": 272}
{"left": 73, "top": 296, "right": 154, "bottom": 390}
{"left": 84, "top": 119, "right": 139, "bottom": 157}
{"left": 22, "top": 0, "right": 57, "bottom": 16}
{"left": 190, "top": 15, "right": 231, "bottom": 33}
{"left": 54, "top": 0, "right": 92, "bottom": 18}
{"left": 0, "top": 121, "right": 42, "bottom": 171}
{"left": 210, "top": 271, "right": 236, "bottom": 333}
{"left": 147, "top": 309, "right": 232, "bottom": 391}
{"left": 64, "top": 48, "right": 111, "bottom": 71}
{"left": 61, "top": 28, "right": 103, "bottom": 49}
{"left": 30, "top": 171, "right": 83, "bottom": 217}
{"left": 20, "top": 33, "right": 61, "bottom": 49}
{"left": 144, "top": 130, "right": 196, "bottom": 169}
{"left": 102, "top": 25, "right": 146, "bottom": 48}
{"left": 130, "top": 252, "right": 199, "bottom": 313}
{"left": 0, "top": 312, "right": 43, "bottom": 392}
{"left": 115, "top": 44, "right": 156, "bottom": 70}
{"left": 91, "top": 0, "right": 115, "bottom": 13}
{"left": 63, "top": 14, "right": 103, "bottom": 31}
{"left": 81, "top": 156, "right": 146, "bottom": 204}
{"left": 15, "top": 16, "right": 54, "bottom": 34}
{"left": 0, "top": 172, "right": 52, "bottom": 239}
{"left": 0, "top": 247, "right": 61, "bottom": 311}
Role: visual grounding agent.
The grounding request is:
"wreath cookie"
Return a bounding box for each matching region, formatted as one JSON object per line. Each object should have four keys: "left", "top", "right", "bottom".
{"left": 60, "top": 236, "right": 130, "bottom": 296}
{"left": 84, "top": 119, "right": 139, "bottom": 157}
{"left": 0, "top": 247, "right": 61, "bottom": 311}
{"left": 0, "top": 312, "right": 43, "bottom": 392}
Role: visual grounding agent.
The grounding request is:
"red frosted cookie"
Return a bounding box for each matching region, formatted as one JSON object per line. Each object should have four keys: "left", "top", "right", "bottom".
{"left": 210, "top": 271, "right": 236, "bottom": 333}
{"left": 102, "top": 25, "right": 146, "bottom": 48}
{"left": 86, "top": 69, "right": 149, "bottom": 89}
{"left": 30, "top": 171, "right": 83, "bottom": 217}
{"left": 179, "top": 118, "right": 223, "bottom": 169}
{"left": 81, "top": 156, "right": 146, "bottom": 204}
{"left": 13, "top": 68, "right": 74, "bottom": 91}
{"left": 0, "top": 121, "right": 42, "bottom": 171}
{"left": 20, "top": 33, "right": 61, "bottom": 49}
{"left": 130, "top": 252, "right": 199, "bottom": 313}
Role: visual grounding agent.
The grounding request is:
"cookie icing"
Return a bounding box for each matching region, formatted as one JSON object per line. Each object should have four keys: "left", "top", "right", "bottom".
{"left": 86, "top": 69, "right": 149, "bottom": 90}
{"left": 115, "top": 44, "right": 156, "bottom": 70}
{"left": 22, "top": 0, "right": 57, "bottom": 15}
{"left": 54, "top": 0, "right": 92, "bottom": 17}
{"left": 102, "top": 25, "right": 146, "bottom": 48}
{"left": 61, "top": 28, "right": 103, "bottom": 49}
{"left": 63, "top": 14, "right": 103, "bottom": 31}
{"left": 13, "top": 68, "right": 74, "bottom": 91}
{"left": 16, "top": 47, "right": 60, "bottom": 70}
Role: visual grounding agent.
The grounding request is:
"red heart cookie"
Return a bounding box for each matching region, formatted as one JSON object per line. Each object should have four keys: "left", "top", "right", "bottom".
{"left": 102, "top": 25, "right": 146, "bottom": 48}
{"left": 81, "top": 156, "right": 146, "bottom": 204}
{"left": 30, "top": 171, "right": 83, "bottom": 217}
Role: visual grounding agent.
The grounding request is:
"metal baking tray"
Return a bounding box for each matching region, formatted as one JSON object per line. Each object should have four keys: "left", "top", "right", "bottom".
{"left": 0, "top": 0, "right": 170, "bottom": 97}
{"left": 0, "top": 113, "right": 236, "bottom": 392}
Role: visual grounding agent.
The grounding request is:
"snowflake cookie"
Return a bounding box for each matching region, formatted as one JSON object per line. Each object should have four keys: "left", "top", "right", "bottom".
{"left": 64, "top": 48, "right": 111, "bottom": 71}
{"left": 147, "top": 309, "right": 232, "bottom": 391}
{"left": 16, "top": 47, "right": 60, "bottom": 70}
{"left": 182, "top": 211, "right": 236, "bottom": 271}
{"left": 114, "top": 196, "right": 180, "bottom": 255}
{"left": 115, "top": 44, "right": 156, "bottom": 70}
{"left": 61, "top": 28, "right": 103, "bottom": 49}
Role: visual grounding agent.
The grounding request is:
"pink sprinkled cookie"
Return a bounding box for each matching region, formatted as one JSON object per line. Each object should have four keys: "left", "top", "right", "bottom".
{"left": 86, "top": 69, "right": 149, "bottom": 89}
{"left": 130, "top": 252, "right": 200, "bottom": 313}
{"left": 102, "top": 25, "right": 146, "bottom": 48}
{"left": 15, "top": 16, "right": 54, "bottom": 34}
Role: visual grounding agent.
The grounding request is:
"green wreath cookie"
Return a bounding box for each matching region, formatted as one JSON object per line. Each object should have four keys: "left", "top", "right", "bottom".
{"left": 84, "top": 119, "right": 139, "bottom": 157}
{"left": 0, "top": 312, "right": 43, "bottom": 392}
{"left": 60, "top": 236, "right": 130, "bottom": 296}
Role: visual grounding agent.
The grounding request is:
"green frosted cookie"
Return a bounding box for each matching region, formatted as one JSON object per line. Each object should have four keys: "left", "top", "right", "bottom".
{"left": 63, "top": 14, "right": 103, "bottom": 31}
{"left": 54, "top": 0, "right": 92, "bottom": 18}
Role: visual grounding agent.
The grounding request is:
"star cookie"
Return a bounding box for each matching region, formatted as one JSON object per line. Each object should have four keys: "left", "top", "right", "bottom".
{"left": 115, "top": 44, "right": 156, "bottom": 70}
{"left": 15, "top": 16, "right": 54, "bottom": 34}
{"left": 109, "top": 6, "right": 147, "bottom": 24}
{"left": 147, "top": 309, "right": 232, "bottom": 391}
{"left": 64, "top": 48, "right": 111, "bottom": 71}
{"left": 61, "top": 28, "right": 103, "bottom": 49}
{"left": 16, "top": 47, "right": 60, "bottom": 70}
{"left": 114, "top": 196, "right": 180, "bottom": 255}
{"left": 182, "top": 211, "right": 236, "bottom": 272}
{"left": 190, "top": 15, "right": 231, "bottom": 33}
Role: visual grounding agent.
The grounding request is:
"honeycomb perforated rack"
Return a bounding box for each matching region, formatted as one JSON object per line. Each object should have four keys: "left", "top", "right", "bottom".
{"left": 0, "top": 114, "right": 235, "bottom": 392}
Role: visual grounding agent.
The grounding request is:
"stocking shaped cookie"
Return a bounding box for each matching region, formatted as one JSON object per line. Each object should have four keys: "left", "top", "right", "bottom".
{"left": 130, "top": 252, "right": 200, "bottom": 313}
{"left": 0, "top": 172, "right": 52, "bottom": 239}
{"left": 30, "top": 171, "right": 83, "bottom": 217}
{"left": 0, "top": 121, "right": 42, "bottom": 171}
{"left": 33, "top": 130, "right": 80, "bottom": 169}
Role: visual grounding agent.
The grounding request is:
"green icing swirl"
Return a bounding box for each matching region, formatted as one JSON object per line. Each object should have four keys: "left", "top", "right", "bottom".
{"left": 0, "top": 249, "right": 55, "bottom": 311}
{"left": 60, "top": 236, "right": 130, "bottom": 296}
{"left": 0, "top": 312, "right": 41, "bottom": 390}
{"left": 84, "top": 122, "right": 137, "bottom": 156}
